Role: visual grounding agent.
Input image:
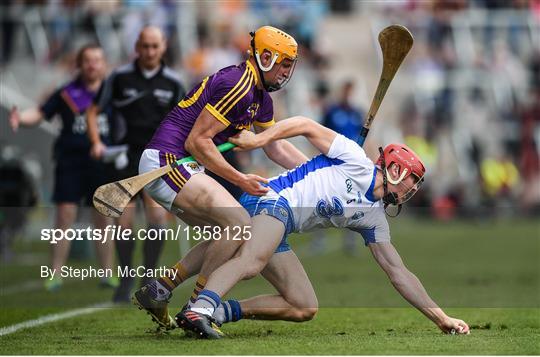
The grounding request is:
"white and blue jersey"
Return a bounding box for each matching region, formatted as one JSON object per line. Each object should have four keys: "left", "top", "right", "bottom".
{"left": 239, "top": 134, "right": 391, "bottom": 252}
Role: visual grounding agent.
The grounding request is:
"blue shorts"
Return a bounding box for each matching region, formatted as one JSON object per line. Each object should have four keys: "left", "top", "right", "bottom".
{"left": 239, "top": 193, "right": 295, "bottom": 253}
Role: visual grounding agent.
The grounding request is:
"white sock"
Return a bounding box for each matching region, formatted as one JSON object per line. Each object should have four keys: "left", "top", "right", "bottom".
{"left": 191, "top": 307, "right": 214, "bottom": 317}
{"left": 190, "top": 289, "right": 221, "bottom": 317}
{"left": 213, "top": 304, "right": 226, "bottom": 325}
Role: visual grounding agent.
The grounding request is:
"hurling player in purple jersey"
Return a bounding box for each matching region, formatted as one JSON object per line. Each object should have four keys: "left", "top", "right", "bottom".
{"left": 133, "top": 26, "right": 309, "bottom": 330}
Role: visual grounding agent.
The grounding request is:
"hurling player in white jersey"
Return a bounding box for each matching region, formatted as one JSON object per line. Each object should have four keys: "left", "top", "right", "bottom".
{"left": 175, "top": 116, "right": 470, "bottom": 338}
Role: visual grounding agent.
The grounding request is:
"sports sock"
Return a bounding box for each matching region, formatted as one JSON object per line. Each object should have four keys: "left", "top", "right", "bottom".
{"left": 187, "top": 275, "right": 207, "bottom": 307}
{"left": 214, "top": 299, "right": 242, "bottom": 325}
{"left": 146, "top": 279, "right": 171, "bottom": 301}
{"left": 157, "top": 261, "right": 188, "bottom": 292}
{"left": 191, "top": 289, "right": 221, "bottom": 317}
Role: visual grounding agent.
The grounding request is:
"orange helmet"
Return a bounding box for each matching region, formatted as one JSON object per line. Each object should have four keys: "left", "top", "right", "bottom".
{"left": 249, "top": 26, "right": 298, "bottom": 91}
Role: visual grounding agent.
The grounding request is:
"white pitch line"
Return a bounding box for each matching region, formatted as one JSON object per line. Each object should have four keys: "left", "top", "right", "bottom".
{"left": 0, "top": 302, "right": 111, "bottom": 337}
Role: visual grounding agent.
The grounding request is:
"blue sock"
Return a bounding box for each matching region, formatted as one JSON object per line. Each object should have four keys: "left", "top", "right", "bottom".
{"left": 225, "top": 299, "right": 242, "bottom": 322}
{"left": 214, "top": 299, "right": 242, "bottom": 325}
{"left": 191, "top": 289, "right": 221, "bottom": 317}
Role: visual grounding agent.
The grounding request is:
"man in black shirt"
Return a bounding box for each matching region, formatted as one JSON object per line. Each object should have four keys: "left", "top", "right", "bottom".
{"left": 9, "top": 44, "right": 116, "bottom": 291}
{"left": 87, "top": 26, "right": 186, "bottom": 302}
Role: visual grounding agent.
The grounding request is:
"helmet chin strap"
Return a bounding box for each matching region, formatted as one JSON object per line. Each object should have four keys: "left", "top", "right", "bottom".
{"left": 379, "top": 147, "right": 402, "bottom": 217}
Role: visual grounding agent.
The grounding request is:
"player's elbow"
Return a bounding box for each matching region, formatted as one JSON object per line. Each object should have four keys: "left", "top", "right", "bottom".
{"left": 185, "top": 135, "right": 205, "bottom": 157}
{"left": 184, "top": 136, "right": 196, "bottom": 154}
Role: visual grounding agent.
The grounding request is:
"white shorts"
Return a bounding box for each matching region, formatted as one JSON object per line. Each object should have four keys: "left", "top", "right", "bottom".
{"left": 138, "top": 149, "right": 205, "bottom": 212}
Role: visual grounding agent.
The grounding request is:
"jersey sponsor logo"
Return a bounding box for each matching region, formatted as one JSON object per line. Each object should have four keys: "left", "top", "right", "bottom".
{"left": 316, "top": 196, "right": 344, "bottom": 218}
{"left": 345, "top": 178, "right": 353, "bottom": 193}
{"left": 351, "top": 211, "right": 365, "bottom": 220}
{"left": 235, "top": 122, "right": 251, "bottom": 130}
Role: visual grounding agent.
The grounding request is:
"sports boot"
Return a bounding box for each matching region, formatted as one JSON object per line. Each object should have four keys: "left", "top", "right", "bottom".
{"left": 175, "top": 309, "right": 223, "bottom": 339}
{"left": 132, "top": 286, "right": 175, "bottom": 330}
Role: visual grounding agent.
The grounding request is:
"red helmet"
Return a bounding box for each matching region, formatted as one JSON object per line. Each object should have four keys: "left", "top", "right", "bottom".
{"left": 377, "top": 143, "right": 426, "bottom": 185}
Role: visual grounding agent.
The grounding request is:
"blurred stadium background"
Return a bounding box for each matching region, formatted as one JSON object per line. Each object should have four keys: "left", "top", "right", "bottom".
{"left": 1, "top": 0, "right": 539, "bottom": 217}
{"left": 0, "top": 1, "right": 539, "bottom": 352}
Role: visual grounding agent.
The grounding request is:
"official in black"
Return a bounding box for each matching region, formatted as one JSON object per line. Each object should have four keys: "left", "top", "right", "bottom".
{"left": 87, "top": 26, "right": 186, "bottom": 302}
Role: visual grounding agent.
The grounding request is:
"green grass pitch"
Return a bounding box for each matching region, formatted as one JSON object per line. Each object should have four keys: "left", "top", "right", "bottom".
{"left": 1, "top": 217, "right": 539, "bottom": 354}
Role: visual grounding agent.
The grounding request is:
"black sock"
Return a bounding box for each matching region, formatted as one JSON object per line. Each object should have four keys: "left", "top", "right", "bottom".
{"left": 115, "top": 234, "right": 135, "bottom": 287}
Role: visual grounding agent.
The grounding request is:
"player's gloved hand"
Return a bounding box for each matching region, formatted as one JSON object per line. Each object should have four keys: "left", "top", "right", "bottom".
{"left": 438, "top": 317, "right": 470, "bottom": 335}
{"left": 229, "top": 130, "right": 261, "bottom": 151}
{"left": 9, "top": 106, "right": 20, "bottom": 132}
{"left": 90, "top": 141, "right": 107, "bottom": 160}
{"left": 238, "top": 174, "right": 269, "bottom": 196}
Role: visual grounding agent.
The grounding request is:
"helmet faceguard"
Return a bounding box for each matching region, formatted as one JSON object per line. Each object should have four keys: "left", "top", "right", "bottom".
{"left": 249, "top": 26, "right": 298, "bottom": 92}
{"left": 377, "top": 144, "right": 426, "bottom": 216}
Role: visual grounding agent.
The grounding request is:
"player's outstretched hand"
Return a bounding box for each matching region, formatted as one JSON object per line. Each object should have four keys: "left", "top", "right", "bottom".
{"left": 229, "top": 130, "right": 262, "bottom": 151}
{"left": 9, "top": 106, "right": 20, "bottom": 132}
{"left": 238, "top": 174, "right": 269, "bottom": 196}
{"left": 438, "top": 316, "right": 470, "bottom": 335}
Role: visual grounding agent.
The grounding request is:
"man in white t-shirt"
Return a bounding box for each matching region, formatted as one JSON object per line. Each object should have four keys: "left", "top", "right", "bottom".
{"left": 174, "top": 116, "right": 470, "bottom": 338}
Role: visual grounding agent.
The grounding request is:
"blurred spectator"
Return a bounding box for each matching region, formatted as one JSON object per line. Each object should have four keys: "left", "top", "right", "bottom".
{"left": 8, "top": 44, "right": 116, "bottom": 291}
{"left": 312, "top": 81, "right": 365, "bottom": 256}
{"left": 120, "top": 1, "right": 171, "bottom": 58}
{"left": 322, "top": 81, "right": 364, "bottom": 142}
{"left": 518, "top": 84, "right": 540, "bottom": 212}
{"left": 183, "top": 23, "right": 243, "bottom": 86}
{"left": 480, "top": 154, "right": 520, "bottom": 217}
{"left": 205, "top": 24, "right": 243, "bottom": 75}
{"left": 0, "top": 0, "right": 20, "bottom": 65}
{"left": 87, "top": 27, "right": 186, "bottom": 303}
{"left": 45, "top": 0, "right": 78, "bottom": 62}
{"left": 1, "top": 1, "right": 537, "bottom": 241}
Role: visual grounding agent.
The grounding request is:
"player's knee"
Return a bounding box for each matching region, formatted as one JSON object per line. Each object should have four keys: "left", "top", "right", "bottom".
{"left": 300, "top": 307, "right": 318, "bottom": 321}
{"left": 241, "top": 256, "right": 267, "bottom": 280}
{"left": 290, "top": 307, "right": 318, "bottom": 322}
{"left": 287, "top": 295, "right": 318, "bottom": 321}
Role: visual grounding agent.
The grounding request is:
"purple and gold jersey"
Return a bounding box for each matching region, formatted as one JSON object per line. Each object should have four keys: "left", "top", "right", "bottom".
{"left": 146, "top": 61, "right": 275, "bottom": 157}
